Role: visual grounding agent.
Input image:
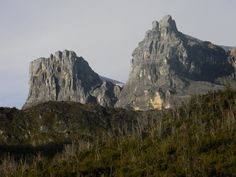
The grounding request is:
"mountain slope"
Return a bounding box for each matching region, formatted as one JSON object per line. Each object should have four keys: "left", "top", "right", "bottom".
{"left": 0, "top": 89, "right": 235, "bottom": 176}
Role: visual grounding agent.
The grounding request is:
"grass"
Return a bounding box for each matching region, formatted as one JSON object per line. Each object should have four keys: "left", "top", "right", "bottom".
{"left": 0, "top": 88, "right": 235, "bottom": 176}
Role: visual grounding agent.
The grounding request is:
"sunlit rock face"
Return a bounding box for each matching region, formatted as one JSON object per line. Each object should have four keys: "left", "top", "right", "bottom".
{"left": 23, "top": 50, "right": 121, "bottom": 109}
{"left": 230, "top": 48, "right": 236, "bottom": 56}
{"left": 116, "top": 15, "right": 236, "bottom": 110}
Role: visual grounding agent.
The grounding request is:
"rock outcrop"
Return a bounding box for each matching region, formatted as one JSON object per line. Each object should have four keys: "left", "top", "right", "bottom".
{"left": 116, "top": 15, "right": 236, "bottom": 110}
{"left": 23, "top": 50, "right": 121, "bottom": 109}
{"left": 230, "top": 48, "right": 236, "bottom": 58}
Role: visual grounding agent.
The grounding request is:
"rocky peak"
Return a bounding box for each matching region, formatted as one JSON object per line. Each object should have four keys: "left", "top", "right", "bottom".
{"left": 23, "top": 50, "right": 121, "bottom": 109}
{"left": 116, "top": 15, "right": 236, "bottom": 110}
{"left": 58, "top": 50, "right": 76, "bottom": 58}
{"left": 152, "top": 20, "right": 159, "bottom": 30}
{"left": 159, "top": 15, "right": 178, "bottom": 32}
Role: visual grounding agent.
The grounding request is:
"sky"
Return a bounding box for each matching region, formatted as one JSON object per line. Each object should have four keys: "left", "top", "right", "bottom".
{"left": 0, "top": 0, "right": 236, "bottom": 108}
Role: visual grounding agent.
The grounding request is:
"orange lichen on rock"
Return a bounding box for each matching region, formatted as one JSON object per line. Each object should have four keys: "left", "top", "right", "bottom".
{"left": 150, "top": 92, "right": 163, "bottom": 109}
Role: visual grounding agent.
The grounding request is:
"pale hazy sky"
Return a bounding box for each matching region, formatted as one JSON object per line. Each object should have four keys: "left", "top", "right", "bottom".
{"left": 0, "top": 0, "right": 236, "bottom": 108}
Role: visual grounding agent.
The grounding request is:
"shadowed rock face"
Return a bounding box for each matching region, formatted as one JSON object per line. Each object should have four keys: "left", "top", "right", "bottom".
{"left": 23, "top": 50, "right": 121, "bottom": 109}
{"left": 116, "top": 15, "right": 236, "bottom": 110}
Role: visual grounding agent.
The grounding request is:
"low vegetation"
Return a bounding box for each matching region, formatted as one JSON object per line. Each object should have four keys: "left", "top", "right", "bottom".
{"left": 0, "top": 88, "right": 235, "bottom": 176}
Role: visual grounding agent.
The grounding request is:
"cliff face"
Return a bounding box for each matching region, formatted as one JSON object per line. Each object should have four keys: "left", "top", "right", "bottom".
{"left": 115, "top": 15, "right": 236, "bottom": 110}
{"left": 23, "top": 50, "right": 120, "bottom": 109}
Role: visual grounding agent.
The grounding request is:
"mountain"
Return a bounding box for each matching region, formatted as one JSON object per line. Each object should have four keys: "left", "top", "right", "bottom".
{"left": 1, "top": 15, "right": 236, "bottom": 176}
{"left": 115, "top": 15, "right": 236, "bottom": 110}
{"left": 23, "top": 50, "right": 121, "bottom": 109}
{"left": 23, "top": 16, "right": 236, "bottom": 111}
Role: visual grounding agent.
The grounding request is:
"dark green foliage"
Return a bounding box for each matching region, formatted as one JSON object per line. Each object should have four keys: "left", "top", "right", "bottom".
{"left": 0, "top": 89, "right": 236, "bottom": 176}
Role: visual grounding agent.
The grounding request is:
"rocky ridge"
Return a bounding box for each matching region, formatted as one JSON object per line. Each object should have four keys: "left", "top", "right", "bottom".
{"left": 23, "top": 15, "right": 236, "bottom": 110}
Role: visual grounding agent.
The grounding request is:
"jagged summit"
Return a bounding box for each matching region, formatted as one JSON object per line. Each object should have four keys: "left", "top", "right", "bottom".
{"left": 116, "top": 15, "right": 236, "bottom": 110}
{"left": 151, "top": 20, "right": 159, "bottom": 30}
{"left": 53, "top": 50, "right": 77, "bottom": 59}
{"left": 33, "top": 50, "right": 77, "bottom": 62}
{"left": 151, "top": 15, "right": 177, "bottom": 30}
{"left": 159, "top": 15, "right": 177, "bottom": 31}
{"left": 23, "top": 50, "right": 121, "bottom": 109}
